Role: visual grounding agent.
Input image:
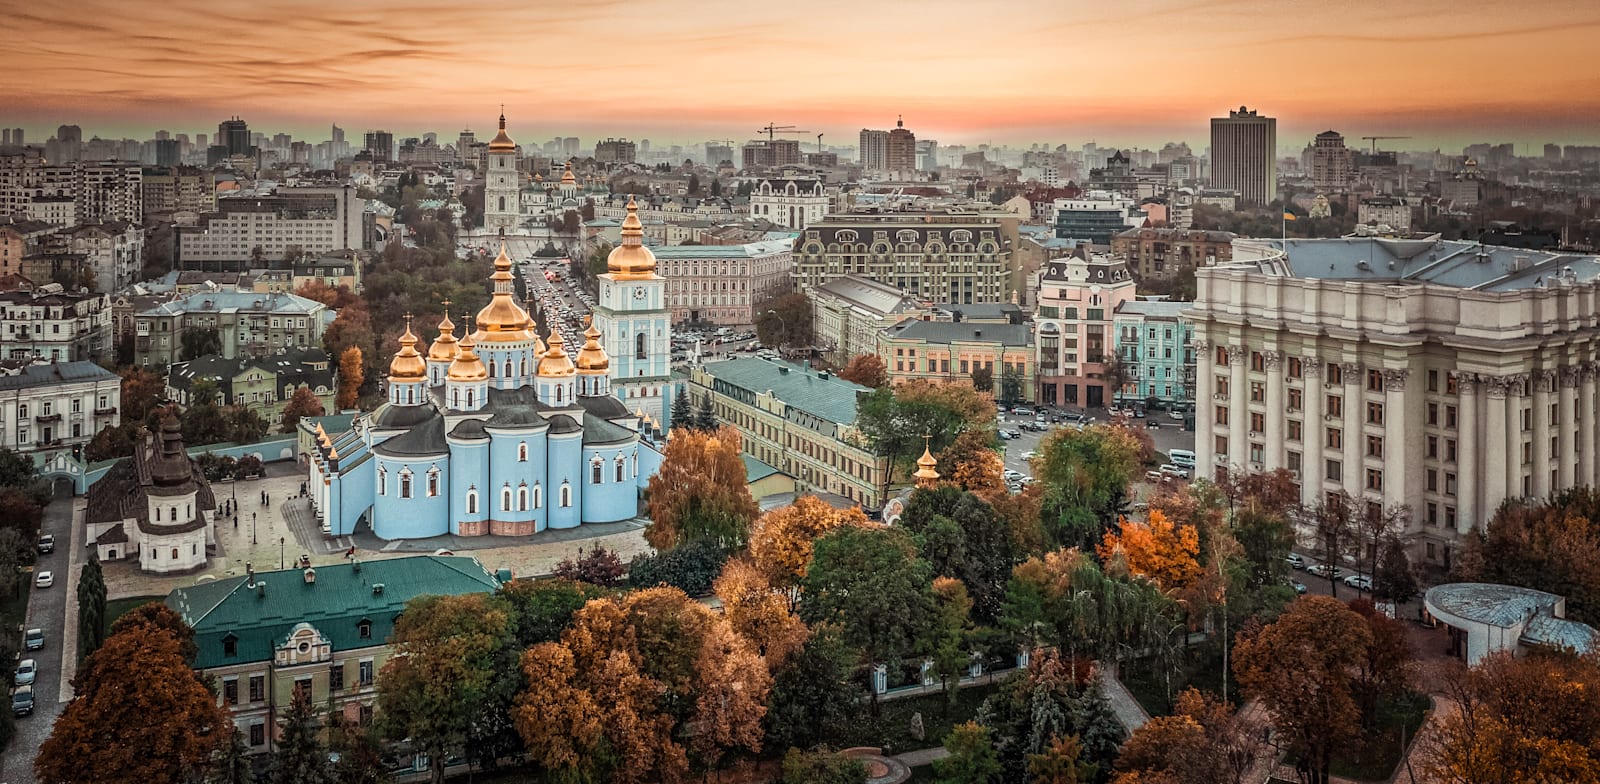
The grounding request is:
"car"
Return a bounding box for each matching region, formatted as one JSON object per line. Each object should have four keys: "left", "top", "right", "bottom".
{"left": 1285, "top": 553, "right": 1306, "bottom": 570}
{"left": 1343, "top": 574, "right": 1373, "bottom": 591}
{"left": 1292, "top": 581, "right": 1308, "bottom": 594}
{"left": 1020, "top": 450, "right": 1038, "bottom": 460}
{"left": 11, "top": 685, "right": 34, "bottom": 717}
{"left": 1133, "top": 409, "right": 1146, "bottom": 418}
{"left": 13, "top": 658, "right": 36, "bottom": 686}
{"left": 23, "top": 628, "right": 43, "bottom": 651}
{"left": 1144, "top": 419, "right": 1161, "bottom": 429}
{"left": 1307, "top": 563, "right": 1344, "bottom": 579}
{"left": 1168, "top": 409, "right": 1185, "bottom": 420}
{"left": 34, "top": 571, "right": 52, "bottom": 588}
{"left": 36, "top": 534, "right": 53, "bottom": 554}
{"left": 996, "top": 430, "right": 1012, "bottom": 440}
{"left": 1158, "top": 464, "right": 1190, "bottom": 479}
{"left": 1003, "top": 469, "right": 1024, "bottom": 482}
{"left": 1006, "top": 429, "right": 1022, "bottom": 439}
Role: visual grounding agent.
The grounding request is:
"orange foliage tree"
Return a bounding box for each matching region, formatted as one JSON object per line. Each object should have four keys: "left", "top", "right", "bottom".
{"left": 747, "top": 494, "right": 869, "bottom": 589}
{"left": 1098, "top": 509, "right": 1203, "bottom": 592}
{"left": 713, "top": 556, "right": 810, "bottom": 668}
{"left": 937, "top": 428, "right": 1007, "bottom": 499}
{"left": 644, "top": 426, "right": 760, "bottom": 550}
{"left": 1423, "top": 651, "right": 1600, "bottom": 784}
{"left": 336, "top": 346, "right": 364, "bottom": 410}
{"left": 1112, "top": 688, "right": 1266, "bottom": 784}
{"left": 837, "top": 353, "right": 888, "bottom": 388}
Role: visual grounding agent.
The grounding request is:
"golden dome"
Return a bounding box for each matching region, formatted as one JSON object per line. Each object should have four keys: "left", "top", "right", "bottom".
{"left": 387, "top": 317, "right": 428, "bottom": 381}
{"left": 537, "top": 329, "right": 577, "bottom": 377}
{"left": 560, "top": 162, "right": 577, "bottom": 185}
{"left": 487, "top": 112, "right": 516, "bottom": 153}
{"left": 575, "top": 315, "right": 609, "bottom": 374}
{"left": 913, "top": 435, "right": 940, "bottom": 488}
{"left": 606, "top": 196, "right": 657, "bottom": 280}
{"left": 475, "top": 243, "right": 535, "bottom": 343}
{"left": 427, "top": 309, "right": 459, "bottom": 362}
{"left": 447, "top": 334, "right": 489, "bottom": 382}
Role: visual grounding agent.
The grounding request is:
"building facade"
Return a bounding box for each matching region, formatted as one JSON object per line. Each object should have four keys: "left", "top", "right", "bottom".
{"left": 134, "top": 290, "right": 329, "bottom": 367}
{"left": 1112, "top": 300, "right": 1195, "bottom": 406}
{"left": 483, "top": 113, "right": 522, "bottom": 234}
{"left": 592, "top": 198, "right": 675, "bottom": 427}
{"left": 0, "top": 284, "right": 112, "bottom": 362}
{"left": 1311, "top": 131, "right": 1353, "bottom": 192}
{"left": 810, "top": 275, "right": 927, "bottom": 363}
{"left": 1209, "top": 106, "right": 1277, "bottom": 207}
{"left": 1111, "top": 227, "right": 1235, "bottom": 281}
{"left": 688, "top": 357, "right": 889, "bottom": 510}
{"left": 141, "top": 167, "right": 217, "bottom": 216}
{"left": 1033, "top": 252, "right": 1136, "bottom": 407}
{"left": 166, "top": 348, "right": 336, "bottom": 421}
{"left": 85, "top": 417, "right": 215, "bottom": 572}
{"left": 0, "top": 359, "right": 120, "bottom": 458}
{"left": 878, "top": 319, "right": 1036, "bottom": 403}
{"left": 653, "top": 239, "right": 793, "bottom": 326}
{"left": 56, "top": 221, "right": 143, "bottom": 293}
{"left": 166, "top": 556, "right": 500, "bottom": 754}
{"left": 1052, "top": 191, "right": 1146, "bottom": 245}
{"left": 793, "top": 208, "right": 1013, "bottom": 304}
{"left": 1192, "top": 238, "right": 1600, "bottom": 570}
{"left": 176, "top": 186, "right": 364, "bottom": 268}
{"left": 749, "top": 178, "right": 828, "bottom": 230}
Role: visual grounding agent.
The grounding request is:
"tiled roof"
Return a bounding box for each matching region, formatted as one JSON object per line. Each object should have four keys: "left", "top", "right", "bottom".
{"left": 812, "top": 275, "right": 921, "bottom": 316}
{"left": 1426, "top": 582, "right": 1562, "bottom": 628}
{"left": 1116, "top": 300, "right": 1189, "bottom": 318}
{"left": 1247, "top": 238, "right": 1600, "bottom": 293}
{"left": 140, "top": 290, "right": 326, "bottom": 317}
{"left": 166, "top": 555, "right": 502, "bottom": 669}
{"left": 702, "top": 357, "right": 868, "bottom": 425}
{"left": 1522, "top": 613, "right": 1599, "bottom": 655}
{"left": 741, "top": 454, "right": 781, "bottom": 483}
{"left": 885, "top": 319, "right": 1032, "bottom": 347}
{"left": 0, "top": 361, "right": 117, "bottom": 392}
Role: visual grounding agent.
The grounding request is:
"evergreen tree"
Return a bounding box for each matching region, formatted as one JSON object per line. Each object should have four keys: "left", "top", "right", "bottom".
{"left": 270, "top": 691, "right": 329, "bottom": 784}
{"left": 76, "top": 555, "right": 106, "bottom": 663}
{"left": 693, "top": 394, "right": 718, "bottom": 431}
{"left": 211, "top": 726, "right": 255, "bottom": 784}
{"left": 671, "top": 391, "right": 693, "bottom": 432}
{"left": 1374, "top": 536, "right": 1420, "bottom": 604}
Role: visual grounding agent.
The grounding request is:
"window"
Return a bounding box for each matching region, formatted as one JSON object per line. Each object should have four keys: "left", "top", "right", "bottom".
{"left": 1326, "top": 459, "right": 1342, "bottom": 483}
{"left": 1327, "top": 363, "right": 1343, "bottom": 385}
{"left": 533, "top": 483, "right": 543, "bottom": 508}
{"left": 1427, "top": 502, "right": 1438, "bottom": 525}
{"left": 616, "top": 457, "right": 625, "bottom": 482}
{"left": 1250, "top": 382, "right": 1265, "bottom": 402}
{"left": 1215, "top": 406, "right": 1228, "bottom": 425}
{"left": 1427, "top": 370, "right": 1439, "bottom": 392}
{"left": 592, "top": 460, "right": 603, "bottom": 484}
{"left": 399, "top": 471, "right": 412, "bottom": 499}
{"left": 1367, "top": 369, "right": 1384, "bottom": 391}
{"left": 223, "top": 678, "right": 239, "bottom": 705}
{"left": 249, "top": 675, "right": 264, "bottom": 702}
{"left": 1427, "top": 435, "right": 1438, "bottom": 459}
{"left": 1365, "top": 468, "right": 1383, "bottom": 491}
{"left": 1249, "top": 443, "right": 1264, "bottom": 463}
{"left": 466, "top": 487, "right": 478, "bottom": 515}
{"left": 1288, "top": 420, "right": 1302, "bottom": 441}
{"left": 1428, "top": 403, "right": 1438, "bottom": 425}
{"left": 1288, "top": 356, "right": 1303, "bottom": 378}
{"left": 636, "top": 332, "right": 647, "bottom": 360}
{"left": 427, "top": 469, "right": 439, "bottom": 497}
{"left": 1326, "top": 428, "right": 1342, "bottom": 449}
{"left": 1446, "top": 472, "right": 1458, "bottom": 496}
{"left": 518, "top": 484, "right": 529, "bottom": 511}
{"left": 560, "top": 482, "right": 572, "bottom": 507}
{"left": 359, "top": 659, "right": 375, "bottom": 686}
{"left": 1288, "top": 388, "right": 1303, "bottom": 409}
{"left": 518, "top": 442, "right": 528, "bottom": 461}
{"left": 250, "top": 723, "right": 266, "bottom": 747}
{"left": 1446, "top": 405, "right": 1458, "bottom": 429}
{"left": 1366, "top": 436, "right": 1383, "bottom": 458}
{"left": 1215, "top": 435, "right": 1229, "bottom": 456}
{"left": 377, "top": 468, "right": 386, "bottom": 496}
{"left": 1249, "top": 412, "right": 1264, "bottom": 433}
{"left": 1446, "top": 373, "right": 1459, "bottom": 395}
{"left": 329, "top": 663, "right": 344, "bottom": 691}
{"left": 1326, "top": 395, "right": 1343, "bottom": 417}
{"left": 1250, "top": 352, "right": 1265, "bottom": 371}
{"left": 1427, "top": 469, "right": 1438, "bottom": 492}
{"left": 1366, "top": 402, "right": 1384, "bottom": 425}
{"left": 223, "top": 634, "right": 237, "bottom": 657}
{"left": 294, "top": 677, "right": 312, "bottom": 702}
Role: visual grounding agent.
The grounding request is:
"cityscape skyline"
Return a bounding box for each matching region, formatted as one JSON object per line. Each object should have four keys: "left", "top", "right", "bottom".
{"left": 3, "top": 0, "right": 1599, "bottom": 150}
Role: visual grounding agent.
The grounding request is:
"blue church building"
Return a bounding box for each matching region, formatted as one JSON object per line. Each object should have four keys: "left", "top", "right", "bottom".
{"left": 308, "top": 200, "right": 671, "bottom": 540}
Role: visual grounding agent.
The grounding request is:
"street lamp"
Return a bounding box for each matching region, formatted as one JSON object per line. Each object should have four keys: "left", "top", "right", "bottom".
{"left": 280, "top": 537, "right": 285, "bottom": 571}
{"left": 251, "top": 512, "right": 257, "bottom": 545}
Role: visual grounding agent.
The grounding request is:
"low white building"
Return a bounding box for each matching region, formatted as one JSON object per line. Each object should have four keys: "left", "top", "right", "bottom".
{"left": 811, "top": 275, "right": 926, "bottom": 363}
{"left": 1425, "top": 583, "right": 1598, "bottom": 665}
{"left": 0, "top": 359, "right": 120, "bottom": 458}
{"left": 0, "top": 284, "right": 113, "bottom": 363}
{"left": 749, "top": 178, "right": 828, "bottom": 230}
{"left": 85, "top": 416, "right": 216, "bottom": 573}
{"left": 652, "top": 239, "right": 793, "bottom": 326}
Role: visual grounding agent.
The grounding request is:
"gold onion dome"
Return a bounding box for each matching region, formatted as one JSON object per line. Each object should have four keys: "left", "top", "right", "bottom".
{"left": 913, "top": 436, "right": 940, "bottom": 487}
{"left": 447, "top": 333, "right": 489, "bottom": 382}
{"left": 387, "top": 317, "right": 428, "bottom": 381}
{"left": 537, "top": 329, "right": 577, "bottom": 377}
{"left": 475, "top": 243, "right": 535, "bottom": 342}
{"left": 606, "top": 196, "right": 657, "bottom": 280}
{"left": 487, "top": 112, "right": 515, "bottom": 153}
{"left": 427, "top": 308, "right": 459, "bottom": 362}
{"left": 560, "top": 162, "right": 577, "bottom": 185}
{"left": 575, "top": 315, "right": 610, "bottom": 373}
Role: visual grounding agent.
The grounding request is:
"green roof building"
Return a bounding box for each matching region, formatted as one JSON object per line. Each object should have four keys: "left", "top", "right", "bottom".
{"left": 165, "top": 554, "right": 501, "bottom": 754}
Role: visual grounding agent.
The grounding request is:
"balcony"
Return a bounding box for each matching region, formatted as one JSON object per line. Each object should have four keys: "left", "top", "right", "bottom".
{"left": 34, "top": 413, "right": 60, "bottom": 423}
{"left": 94, "top": 406, "right": 117, "bottom": 416}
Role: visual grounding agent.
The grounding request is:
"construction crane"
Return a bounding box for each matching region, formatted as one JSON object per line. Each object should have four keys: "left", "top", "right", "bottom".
{"left": 816, "top": 133, "right": 825, "bottom": 153}
{"left": 1361, "top": 135, "right": 1412, "bottom": 154}
{"left": 757, "top": 123, "right": 808, "bottom": 141}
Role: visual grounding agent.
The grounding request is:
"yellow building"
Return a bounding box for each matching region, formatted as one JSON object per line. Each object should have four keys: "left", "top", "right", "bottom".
{"left": 878, "top": 318, "right": 1036, "bottom": 404}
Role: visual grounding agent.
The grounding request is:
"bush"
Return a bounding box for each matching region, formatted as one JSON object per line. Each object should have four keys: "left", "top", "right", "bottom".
{"left": 553, "top": 545, "right": 626, "bottom": 587}
{"left": 626, "top": 539, "right": 728, "bottom": 597}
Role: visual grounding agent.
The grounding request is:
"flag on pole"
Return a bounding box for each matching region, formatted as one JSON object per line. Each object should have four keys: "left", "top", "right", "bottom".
{"left": 1283, "top": 210, "right": 1298, "bottom": 222}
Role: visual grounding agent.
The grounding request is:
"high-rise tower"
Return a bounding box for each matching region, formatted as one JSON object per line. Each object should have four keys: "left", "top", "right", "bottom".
{"left": 1209, "top": 106, "right": 1277, "bottom": 207}
{"left": 483, "top": 112, "right": 520, "bottom": 234}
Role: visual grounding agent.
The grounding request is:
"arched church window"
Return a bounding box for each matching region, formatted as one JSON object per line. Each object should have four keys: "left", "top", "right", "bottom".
{"left": 636, "top": 332, "right": 647, "bottom": 360}
{"left": 498, "top": 196, "right": 506, "bottom": 211}
{"left": 518, "top": 483, "right": 529, "bottom": 511}
{"left": 615, "top": 455, "right": 625, "bottom": 482}
{"left": 560, "top": 482, "right": 572, "bottom": 507}
{"left": 399, "top": 470, "right": 412, "bottom": 499}
{"left": 466, "top": 489, "right": 478, "bottom": 515}
{"left": 488, "top": 359, "right": 496, "bottom": 377}
{"left": 501, "top": 485, "right": 512, "bottom": 511}
{"left": 426, "top": 468, "right": 439, "bottom": 497}
{"left": 377, "top": 467, "right": 386, "bottom": 495}
{"left": 533, "top": 483, "right": 543, "bottom": 508}
{"left": 518, "top": 442, "right": 528, "bottom": 462}
{"left": 592, "top": 459, "right": 603, "bottom": 484}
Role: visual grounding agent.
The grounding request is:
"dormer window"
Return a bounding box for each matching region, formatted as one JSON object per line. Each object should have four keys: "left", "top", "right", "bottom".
{"left": 223, "top": 634, "right": 238, "bottom": 658}
{"left": 357, "top": 619, "right": 372, "bottom": 640}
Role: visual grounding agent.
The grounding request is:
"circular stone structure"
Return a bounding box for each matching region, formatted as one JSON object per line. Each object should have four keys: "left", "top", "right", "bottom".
{"left": 840, "top": 747, "right": 911, "bottom": 784}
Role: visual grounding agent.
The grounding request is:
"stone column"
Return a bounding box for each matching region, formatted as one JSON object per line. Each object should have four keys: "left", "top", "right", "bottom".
{"left": 1484, "top": 375, "right": 1510, "bottom": 517}
{"left": 1559, "top": 367, "right": 1578, "bottom": 490}
{"left": 1583, "top": 364, "right": 1598, "bottom": 487}
{"left": 1382, "top": 368, "right": 1409, "bottom": 511}
{"left": 1301, "top": 357, "right": 1324, "bottom": 506}
{"left": 1265, "top": 350, "right": 1286, "bottom": 470}
{"left": 1228, "top": 345, "right": 1248, "bottom": 472}
{"left": 1342, "top": 362, "right": 1363, "bottom": 497}
{"left": 1456, "top": 372, "right": 1478, "bottom": 534}
{"left": 1533, "top": 371, "right": 1553, "bottom": 497}
{"left": 1509, "top": 375, "right": 1529, "bottom": 500}
{"left": 1194, "top": 339, "right": 1214, "bottom": 470}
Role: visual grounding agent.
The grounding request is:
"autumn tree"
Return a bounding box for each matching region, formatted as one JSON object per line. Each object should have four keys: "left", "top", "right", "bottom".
{"left": 754, "top": 291, "right": 812, "bottom": 349}
{"left": 936, "top": 721, "right": 1003, "bottom": 784}
{"left": 1003, "top": 548, "right": 1181, "bottom": 664}
{"left": 1457, "top": 488, "right": 1600, "bottom": 624}
{"left": 1373, "top": 536, "right": 1419, "bottom": 604}
{"left": 837, "top": 353, "right": 888, "bottom": 388}
{"left": 799, "top": 524, "right": 937, "bottom": 682}
{"left": 975, "top": 650, "right": 1126, "bottom": 781}
{"left": 552, "top": 544, "right": 627, "bottom": 586}
{"left": 36, "top": 623, "right": 230, "bottom": 783}
{"left": 497, "top": 577, "right": 606, "bottom": 648}
{"left": 378, "top": 593, "right": 512, "bottom": 784}
{"left": 1307, "top": 491, "right": 1357, "bottom": 597}
{"left": 119, "top": 366, "right": 165, "bottom": 422}
{"left": 180, "top": 326, "right": 223, "bottom": 360}
{"left": 714, "top": 557, "right": 809, "bottom": 668}
{"left": 109, "top": 601, "right": 198, "bottom": 663}
{"left": 898, "top": 486, "right": 1018, "bottom": 624}
{"left": 747, "top": 494, "right": 868, "bottom": 591}
{"left": 279, "top": 386, "right": 326, "bottom": 433}
{"left": 645, "top": 426, "right": 759, "bottom": 550}
{"left": 1232, "top": 596, "right": 1372, "bottom": 784}
{"left": 1098, "top": 509, "right": 1202, "bottom": 593}
{"left": 1033, "top": 425, "right": 1144, "bottom": 550}
{"left": 1112, "top": 688, "right": 1266, "bottom": 784}
{"left": 514, "top": 642, "right": 607, "bottom": 782}
{"left": 857, "top": 379, "right": 996, "bottom": 493}
{"left": 1030, "top": 733, "right": 1097, "bottom": 784}
{"left": 1423, "top": 651, "right": 1600, "bottom": 784}
{"left": 336, "top": 346, "right": 364, "bottom": 410}
{"left": 937, "top": 428, "right": 1007, "bottom": 500}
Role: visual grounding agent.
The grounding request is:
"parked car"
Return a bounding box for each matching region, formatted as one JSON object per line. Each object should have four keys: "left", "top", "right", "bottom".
{"left": 1307, "top": 563, "right": 1344, "bottom": 580}
{"left": 1003, "top": 470, "right": 1024, "bottom": 482}
{"left": 1292, "top": 581, "right": 1308, "bottom": 595}
{"left": 1343, "top": 574, "right": 1373, "bottom": 591}
{"left": 11, "top": 685, "right": 34, "bottom": 717}
{"left": 36, "top": 535, "right": 53, "bottom": 554}
{"left": 997, "top": 430, "right": 1013, "bottom": 441}
{"left": 23, "top": 628, "right": 43, "bottom": 651}
{"left": 34, "top": 571, "right": 52, "bottom": 588}
{"left": 1020, "top": 450, "right": 1038, "bottom": 460}
{"left": 1132, "top": 409, "right": 1146, "bottom": 418}
{"left": 1285, "top": 553, "right": 1306, "bottom": 570}
{"left": 13, "top": 658, "right": 36, "bottom": 686}
{"left": 1158, "top": 464, "right": 1190, "bottom": 479}
{"left": 1144, "top": 419, "right": 1160, "bottom": 429}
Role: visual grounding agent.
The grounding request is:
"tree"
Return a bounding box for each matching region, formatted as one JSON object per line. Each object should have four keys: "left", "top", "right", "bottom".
{"left": 779, "top": 748, "right": 867, "bottom": 784}
{"left": 109, "top": 601, "right": 199, "bottom": 663}
{"left": 553, "top": 545, "right": 627, "bottom": 587}
{"left": 1307, "top": 491, "right": 1357, "bottom": 597}
{"left": 975, "top": 650, "right": 1126, "bottom": 781}
{"left": 211, "top": 726, "right": 256, "bottom": 784}
{"left": 628, "top": 539, "right": 729, "bottom": 597}
{"left": 899, "top": 487, "right": 1018, "bottom": 624}
{"left": 1457, "top": 488, "right": 1600, "bottom": 624}
{"left": 1102, "top": 356, "right": 1129, "bottom": 406}
{"left": 1030, "top": 733, "right": 1097, "bottom": 784}
{"left": 686, "top": 173, "right": 701, "bottom": 195}
{"left": 670, "top": 391, "right": 692, "bottom": 431}
{"left": 180, "top": 326, "right": 222, "bottom": 360}
{"left": 226, "top": 405, "right": 270, "bottom": 444}
{"left": 714, "top": 557, "right": 809, "bottom": 668}
{"left": 931, "top": 576, "right": 974, "bottom": 703}
{"left": 279, "top": 386, "right": 326, "bottom": 433}
{"left": 0, "top": 488, "right": 44, "bottom": 543}
{"left": 270, "top": 691, "right": 329, "bottom": 784}
{"left": 378, "top": 593, "right": 512, "bottom": 784}
{"left": 77, "top": 555, "right": 107, "bottom": 663}
{"left": 748, "top": 495, "right": 869, "bottom": 589}
{"left": 0, "top": 529, "right": 26, "bottom": 604}
{"left": 644, "top": 426, "right": 759, "bottom": 550}
{"left": 1112, "top": 688, "right": 1265, "bottom": 784}
{"left": 692, "top": 393, "right": 718, "bottom": 432}
{"left": 1033, "top": 425, "right": 1144, "bottom": 550}
{"left": 1373, "top": 537, "right": 1419, "bottom": 604}
{"left": 1002, "top": 548, "right": 1181, "bottom": 665}
{"left": 799, "top": 524, "right": 937, "bottom": 686}
{"left": 971, "top": 364, "right": 994, "bottom": 394}
{"left": 35, "top": 624, "right": 230, "bottom": 783}
{"left": 936, "top": 721, "right": 1003, "bottom": 784}
{"left": 497, "top": 578, "right": 605, "bottom": 648}
{"left": 999, "top": 365, "right": 1024, "bottom": 407}
{"left": 754, "top": 291, "right": 812, "bottom": 349}
{"left": 337, "top": 346, "right": 364, "bottom": 410}
{"left": 837, "top": 354, "right": 888, "bottom": 388}
{"left": 1232, "top": 596, "right": 1372, "bottom": 784}
{"left": 513, "top": 642, "right": 607, "bottom": 783}
{"left": 119, "top": 366, "right": 165, "bottom": 422}
{"left": 857, "top": 380, "right": 996, "bottom": 494}
{"left": 326, "top": 707, "right": 387, "bottom": 784}
{"left": 0, "top": 447, "right": 37, "bottom": 490}
{"left": 939, "top": 429, "right": 1008, "bottom": 500}
{"left": 1097, "top": 509, "right": 1202, "bottom": 593}
{"left": 764, "top": 624, "right": 859, "bottom": 751}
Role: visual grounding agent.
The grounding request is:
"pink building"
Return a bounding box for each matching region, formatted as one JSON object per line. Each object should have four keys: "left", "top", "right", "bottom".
{"left": 1033, "top": 251, "right": 1136, "bottom": 407}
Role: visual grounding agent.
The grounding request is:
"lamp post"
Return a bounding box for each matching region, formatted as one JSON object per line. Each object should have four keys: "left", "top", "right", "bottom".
{"left": 251, "top": 512, "right": 257, "bottom": 545}
{"left": 280, "top": 537, "right": 285, "bottom": 570}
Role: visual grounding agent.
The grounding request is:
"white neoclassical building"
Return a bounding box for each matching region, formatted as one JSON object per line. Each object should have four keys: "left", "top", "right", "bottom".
{"left": 1191, "top": 238, "right": 1600, "bottom": 571}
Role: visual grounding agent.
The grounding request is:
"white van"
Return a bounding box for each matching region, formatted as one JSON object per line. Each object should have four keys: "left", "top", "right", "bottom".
{"left": 1168, "top": 449, "right": 1196, "bottom": 469}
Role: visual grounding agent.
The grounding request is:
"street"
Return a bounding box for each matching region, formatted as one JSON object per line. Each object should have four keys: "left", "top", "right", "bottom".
{"left": 997, "top": 406, "right": 1196, "bottom": 487}
{"left": 4, "top": 497, "right": 76, "bottom": 784}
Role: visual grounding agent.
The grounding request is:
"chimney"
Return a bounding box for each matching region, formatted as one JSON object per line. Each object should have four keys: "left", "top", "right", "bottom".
{"left": 256, "top": 581, "right": 266, "bottom": 599}
{"left": 245, "top": 563, "right": 254, "bottom": 588}
{"left": 303, "top": 567, "right": 316, "bottom": 585}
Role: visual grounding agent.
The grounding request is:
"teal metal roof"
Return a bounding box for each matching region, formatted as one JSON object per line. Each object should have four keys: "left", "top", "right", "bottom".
{"left": 741, "top": 454, "right": 782, "bottom": 483}
{"left": 702, "top": 358, "right": 867, "bottom": 425}
{"left": 167, "top": 555, "right": 501, "bottom": 670}
{"left": 649, "top": 240, "right": 791, "bottom": 259}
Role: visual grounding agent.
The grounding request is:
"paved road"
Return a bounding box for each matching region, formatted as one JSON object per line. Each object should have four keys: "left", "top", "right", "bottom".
{"left": 4, "top": 497, "right": 76, "bottom": 784}
{"left": 997, "top": 406, "right": 1197, "bottom": 485}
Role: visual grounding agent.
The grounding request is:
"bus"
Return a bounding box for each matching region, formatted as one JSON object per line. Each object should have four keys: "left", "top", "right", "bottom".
{"left": 1168, "top": 449, "right": 1196, "bottom": 469}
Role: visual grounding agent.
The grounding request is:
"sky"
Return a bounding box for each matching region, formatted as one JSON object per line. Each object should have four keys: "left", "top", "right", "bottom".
{"left": 3, "top": 0, "right": 1599, "bottom": 152}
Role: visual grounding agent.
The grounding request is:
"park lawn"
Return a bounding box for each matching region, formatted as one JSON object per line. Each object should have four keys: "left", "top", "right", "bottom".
{"left": 822, "top": 682, "right": 1000, "bottom": 756}
{"left": 101, "top": 594, "right": 163, "bottom": 638}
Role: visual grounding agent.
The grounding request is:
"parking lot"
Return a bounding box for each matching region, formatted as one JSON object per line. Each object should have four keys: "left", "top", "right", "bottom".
{"left": 995, "top": 405, "right": 1196, "bottom": 496}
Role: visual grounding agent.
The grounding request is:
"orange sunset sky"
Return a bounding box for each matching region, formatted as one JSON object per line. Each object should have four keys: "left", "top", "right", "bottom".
{"left": 3, "top": 0, "right": 1599, "bottom": 150}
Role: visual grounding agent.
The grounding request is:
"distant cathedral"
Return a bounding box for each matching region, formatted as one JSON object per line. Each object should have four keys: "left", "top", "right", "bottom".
{"left": 308, "top": 197, "right": 675, "bottom": 540}
{"left": 482, "top": 113, "right": 605, "bottom": 234}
